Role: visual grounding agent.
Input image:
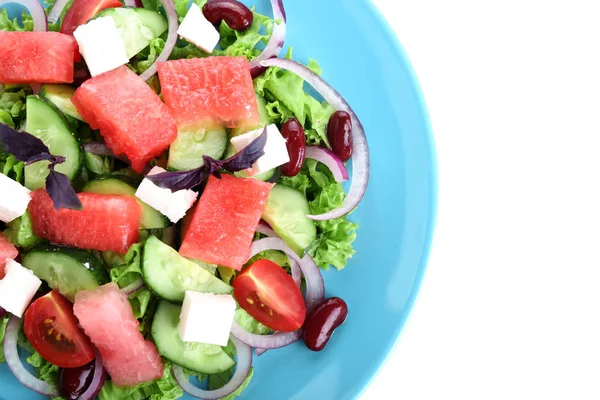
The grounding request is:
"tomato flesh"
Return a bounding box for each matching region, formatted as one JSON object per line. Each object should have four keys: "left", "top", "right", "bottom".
{"left": 60, "top": 0, "right": 122, "bottom": 61}
{"left": 233, "top": 259, "right": 306, "bottom": 332}
{"left": 24, "top": 291, "right": 95, "bottom": 368}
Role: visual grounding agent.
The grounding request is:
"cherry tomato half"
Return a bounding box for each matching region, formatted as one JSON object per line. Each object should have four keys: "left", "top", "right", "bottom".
{"left": 24, "top": 291, "right": 95, "bottom": 368}
{"left": 233, "top": 259, "right": 306, "bottom": 332}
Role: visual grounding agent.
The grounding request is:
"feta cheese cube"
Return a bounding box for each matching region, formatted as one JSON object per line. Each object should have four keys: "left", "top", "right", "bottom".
{"left": 74, "top": 17, "right": 129, "bottom": 77}
{"left": 0, "top": 174, "right": 31, "bottom": 223}
{"left": 135, "top": 166, "right": 198, "bottom": 223}
{"left": 178, "top": 291, "right": 236, "bottom": 346}
{"left": 177, "top": 3, "right": 220, "bottom": 53}
{"left": 230, "top": 124, "right": 290, "bottom": 176}
{"left": 0, "top": 260, "right": 42, "bottom": 317}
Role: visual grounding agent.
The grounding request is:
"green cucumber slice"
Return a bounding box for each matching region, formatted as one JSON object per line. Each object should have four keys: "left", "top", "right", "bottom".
{"left": 151, "top": 301, "right": 236, "bottom": 374}
{"left": 261, "top": 184, "right": 317, "bottom": 256}
{"left": 142, "top": 236, "right": 232, "bottom": 303}
{"left": 39, "top": 84, "right": 83, "bottom": 121}
{"left": 24, "top": 96, "right": 82, "bottom": 191}
{"left": 21, "top": 245, "right": 109, "bottom": 302}
{"left": 167, "top": 128, "right": 228, "bottom": 171}
{"left": 83, "top": 176, "right": 168, "bottom": 229}
{"left": 95, "top": 8, "right": 168, "bottom": 59}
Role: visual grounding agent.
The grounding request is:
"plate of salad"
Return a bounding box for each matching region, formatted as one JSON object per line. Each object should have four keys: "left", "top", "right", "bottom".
{"left": 0, "top": 0, "right": 436, "bottom": 398}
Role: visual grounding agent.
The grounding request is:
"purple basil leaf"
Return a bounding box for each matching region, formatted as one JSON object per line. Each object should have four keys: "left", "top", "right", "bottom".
{"left": 220, "top": 127, "right": 267, "bottom": 172}
{"left": 147, "top": 167, "right": 209, "bottom": 192}
{"left": 25, "top": 153, "right": 66, "bottom": 166}
{"left": 46, "top": 169, "right": 82, "bottom": 211}
{"left": 0, "top": 123, "right": 50, "bottom": 162}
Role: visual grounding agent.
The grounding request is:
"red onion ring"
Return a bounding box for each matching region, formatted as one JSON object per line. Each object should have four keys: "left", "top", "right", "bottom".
{"left": 47, "top": 0, "right": 68, "bottom": 24}
{"left": 249, "top": 0, "right": 286, "bottom": 78}
{"left": 230, "top": 321, "right": 301, "bottom": 350}
{"left": 4, "top": 316, "right": 60, "bottom": 397}
{"left": 260, "top": 58, "right": 370, "bottom": 221}
{"left": 0, "top": 0, "right": 48, "bottom": 31}
{"left": 120, "top": 277, "right": 144, "bottom": 296}
{"left": 249, "top": 237, "right": 301, "bottom": 290}
{"left": 78, "top": 349, "right": 107, "bottom": 400}
{"left": 138, "top": 0, "right": 178, "bottom": 81}
{"left": 256, "top": 220, "right": 277, "bottom": 238}
{"left": 173, "top": 336, "right": 252, "bottom": 400}
{"left": 255, "top": 347, "right": 267, "bottom": 356}
{"left": 305, "top": 146, "right": 349, "bottom": 183}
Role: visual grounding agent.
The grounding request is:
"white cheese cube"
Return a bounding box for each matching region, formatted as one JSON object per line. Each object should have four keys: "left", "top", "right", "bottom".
{"left": 230, "top": 124, "right": 290, "bottom": 176}
{"left": 0, "top": 260, "right": 42, "bottom": 317}
{"left": 0, "top": 174, "right": 31, "bottom": 223}
{"left": 178, "top": 291, "right": 236, "bottom": 346}
{"left": 73, "top": 17, "right": 129, "bottom": 77}
{"left": 177, "top": 3, "right": 220, "bottom": 53}
{"left": 135, "top": 166, "right": 198, "bottom": 223}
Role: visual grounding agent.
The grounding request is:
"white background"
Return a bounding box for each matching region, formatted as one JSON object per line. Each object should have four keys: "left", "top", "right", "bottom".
{"left": 364, "top": 1, "right": 600, "bottom": 399}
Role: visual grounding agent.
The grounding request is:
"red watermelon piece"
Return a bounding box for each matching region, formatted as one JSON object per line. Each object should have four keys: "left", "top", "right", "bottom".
{"left": 157, "top": 56, "right": 259, "bottom": 130}
{"left": 0, "top": 32, "right": 75, "bottom": 84}
{"left": 74, "top": 283, "right": 164, "bottom": 387}
{"left": 72, "top": 66, "right": 177, "bottom": 172}
{"left": 180, "top": 175, "right": 273, "bottom": 270}
{"left": 0, "top": 233, "right": 18, "bottom": 279}
{"left": 28, "top": 190, "right": 141, "bottom": 254}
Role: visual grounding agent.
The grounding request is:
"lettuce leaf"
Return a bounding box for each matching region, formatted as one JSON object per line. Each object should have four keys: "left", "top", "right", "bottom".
{"left": 0, "top": 154, "right": 24, "bottom": 183}
{"left": 281, "top": 160, "right": 358, "bottom": 270}
{"left": 234, "top": 308, "right": 273, "bottom": 335}
{"left": 3, "top": 211, "right": 44, "bottom": 249}
{"left": 26, "top": 351, "right": 64, "bottom": 400}
{"left": 0, "top": 315, "right": 8, "bottom": 364}
{"left": 99, "top": 360, "right": 183, "bottom": 400}
{"left": 0, "top": 84, "right": 30, "bottom": 130}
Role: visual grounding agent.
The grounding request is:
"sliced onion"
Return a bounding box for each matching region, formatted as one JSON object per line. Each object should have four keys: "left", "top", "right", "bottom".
{"left": 120, "top": 277, "right": 144, "bottom": 296}
{"left": 78, "top": 349, "right": 107, "bottom": 400}
{"left": 260, "top": 58, "right": 370, "bottom": 221}
{"left": 305, "top": 146, "right": 349, "bottom": 183}
{"left": 47, "top": 0, "right": 68, "bottom": 24}
{"left": 0, "top": 0, "right": 48, "bottom": 31}
{"left": 138, "top": 0, "right": 178, "bottom": 82}
{"left": 231, "top": 321, "right": 301, "bottom": 350}
{"left": 249, "top": 237, "right": 302, "bottom": 289}
{"left": 255, "top": 347, "right": 267, "bottom": 356}
{"left": 249, "top": 0, "right": 286, "bottom": 78}
{"left": 256, "top": 221, "right": 278, "bottom": 238}
{"left": 173, "top": 336, "right": 251, "bottom": 400}
{"left": 4, "top": 316, "right": 60, "bottom": 397}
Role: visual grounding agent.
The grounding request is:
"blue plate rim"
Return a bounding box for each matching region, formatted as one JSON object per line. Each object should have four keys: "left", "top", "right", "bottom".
{"left": 354, "top": 1, "right": 438, "bottom": 397}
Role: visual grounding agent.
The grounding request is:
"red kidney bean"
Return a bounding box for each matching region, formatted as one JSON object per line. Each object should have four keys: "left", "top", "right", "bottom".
{"left": 327, "top": 111, "right": 353, "bottom": 161}
{"left": 280, "top": 118, "right": 306, "bottom": 177}
{"left": 60, "top": 361, "right": 95, "bottom": 400}
{"left": 203, "top": 0, "right": 254, "bottom": 32}
{"left": 303, "top": 297, "right": 348, "bottom": 352}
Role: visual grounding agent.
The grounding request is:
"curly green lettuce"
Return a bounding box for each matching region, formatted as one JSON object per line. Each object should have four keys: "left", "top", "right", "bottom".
{"left": 281, "top": 160, "right": 358, "bottom": 270}
{"left": 26, "top": 351, "right": 64, "bottom": 400}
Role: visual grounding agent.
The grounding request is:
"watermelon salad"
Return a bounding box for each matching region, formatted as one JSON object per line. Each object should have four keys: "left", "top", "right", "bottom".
{"left": 0, "top": 0, "right": 370, "bottom": 398}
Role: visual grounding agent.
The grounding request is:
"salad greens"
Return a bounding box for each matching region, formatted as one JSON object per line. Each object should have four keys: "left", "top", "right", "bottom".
{"left": 99, "top": 361, "right": 183, "bottom": 400}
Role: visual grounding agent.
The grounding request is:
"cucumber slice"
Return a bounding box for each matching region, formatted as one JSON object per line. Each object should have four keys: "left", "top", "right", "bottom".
{"left": 151, "top": 301, "right": 236, "bottom": 374}
{"left": 22, "top": 245, "right": 109, "bottom": 302}
{"left": 262, "top": 184, "right": 317, "bottom": 256}
{"left": 83, "top": 176, "right": 168, "bottom": 229}
{"left": 39, "top": 84, "right": 83, "bottom": 121}
{"left": 24, "top": 96, "right": 82, "bottom": 191}
{"left": 95, "top": 8, "right": 168, "bottom": 59}
{"left": 143, "top": 236, "right": 232, "bottom": 303}
{"left": 167, "top": 128, "right": 228, "bottom": 171}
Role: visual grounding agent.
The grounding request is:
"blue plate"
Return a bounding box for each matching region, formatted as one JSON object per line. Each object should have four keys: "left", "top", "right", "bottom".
{"left": 0, "top": 0, "right": 437, "bottom": 399}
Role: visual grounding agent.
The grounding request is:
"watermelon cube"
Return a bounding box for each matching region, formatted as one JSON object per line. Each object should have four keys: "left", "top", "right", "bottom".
{"left": 74, "top": 283, "right": 164, "bottom": 387}
{"left": 72, "top": 66, "right": 177, "bottom": 172}
{"left": 28, "top": 190, "right": 141, "bottom": 254}
{"left": 0, "top": 232, "right": 18, "bottom": 279}
{"left": 157, "top": 56, "right": 259, "bottom": 130}
{"left": 180, "top": 175, "right": 273, "bottom": 270}
{"left": 0, "top": 32, "right": 76, "bottom": 84}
